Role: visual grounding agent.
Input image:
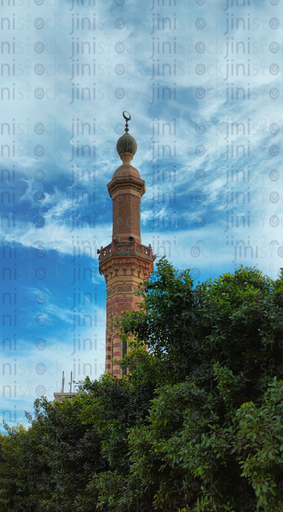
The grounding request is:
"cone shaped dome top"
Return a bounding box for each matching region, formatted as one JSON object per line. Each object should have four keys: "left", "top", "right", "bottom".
{"left": 116, "top": 111, "right": 137, "bottom": 160}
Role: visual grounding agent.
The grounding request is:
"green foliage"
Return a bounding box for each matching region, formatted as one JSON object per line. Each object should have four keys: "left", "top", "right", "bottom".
{"left": 1, "top": 259, "right": 283, "bottom": 511}
{"left": 231, "top": 378, "right": 283, "bottom": 511}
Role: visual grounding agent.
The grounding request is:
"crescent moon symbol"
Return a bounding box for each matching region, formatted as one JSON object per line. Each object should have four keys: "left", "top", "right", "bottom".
{"left": 123, "top": 111, "right": 131, "bottom": 121}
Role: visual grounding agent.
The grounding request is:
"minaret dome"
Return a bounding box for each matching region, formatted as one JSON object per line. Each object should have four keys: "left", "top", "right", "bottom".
{"left": 116, "top": 111, "right": 137, "bottom": 162}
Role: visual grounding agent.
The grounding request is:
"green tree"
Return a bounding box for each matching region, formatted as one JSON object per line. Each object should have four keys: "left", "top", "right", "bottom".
{"left": 1, "top": 259, "right": 283, "bottom": 511}
{"left": 0, "top": 424, "right": 28, "bottom": 511}
{"left": 29, "top": 391, "right": 107, "bottom": 511}
{"left": 77, "top": 373, "right": 156, "bottom": 511}
{"left": 119, "top": 259, "right": 283, "bottom": 511}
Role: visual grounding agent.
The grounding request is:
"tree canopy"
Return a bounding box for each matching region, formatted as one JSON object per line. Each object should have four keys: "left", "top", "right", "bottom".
{"left": 1, "top": 259, "right": 283, "bottom": 511}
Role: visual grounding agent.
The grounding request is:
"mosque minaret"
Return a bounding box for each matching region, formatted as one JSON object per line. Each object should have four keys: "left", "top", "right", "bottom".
{"left": 98, "top": 112, "right": 155, "bottom": 378}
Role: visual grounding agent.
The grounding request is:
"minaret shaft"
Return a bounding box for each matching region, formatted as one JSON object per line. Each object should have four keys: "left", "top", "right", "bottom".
{"left": 100, "top": 250, "right": 153, "bottom": 376}
{"left": 112, "top": 189, "right": 141, "bottom": 242}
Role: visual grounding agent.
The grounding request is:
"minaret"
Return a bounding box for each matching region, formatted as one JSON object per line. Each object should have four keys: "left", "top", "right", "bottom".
{"left": 98, "top": 112, "right": 154, "bottom": 378}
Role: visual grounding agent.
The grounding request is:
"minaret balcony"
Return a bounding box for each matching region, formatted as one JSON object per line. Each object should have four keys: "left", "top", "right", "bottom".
{"left": 98, "top": 239, "right": 154, "bottom": 266}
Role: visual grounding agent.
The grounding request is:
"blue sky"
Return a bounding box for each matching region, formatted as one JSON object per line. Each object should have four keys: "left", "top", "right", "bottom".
{"left": 0, "top": 0, "right": 283, "bottom": 429}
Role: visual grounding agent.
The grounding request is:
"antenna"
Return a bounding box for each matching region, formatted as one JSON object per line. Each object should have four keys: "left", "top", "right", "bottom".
{"left": 69, "top": 371, "right": 73, "bottom": 393}
{"left": 61, "top": 371, "right": 65, "bottom": 393}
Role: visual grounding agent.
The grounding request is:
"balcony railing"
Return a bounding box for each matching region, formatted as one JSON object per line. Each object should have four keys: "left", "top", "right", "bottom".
{"left": 98, "top": 239, "right": 154, "bottom": 262}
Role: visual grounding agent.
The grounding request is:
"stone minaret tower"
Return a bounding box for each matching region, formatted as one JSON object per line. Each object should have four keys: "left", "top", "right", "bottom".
{"left": 98, "top": 112, "right": 154, "bottom": 378}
